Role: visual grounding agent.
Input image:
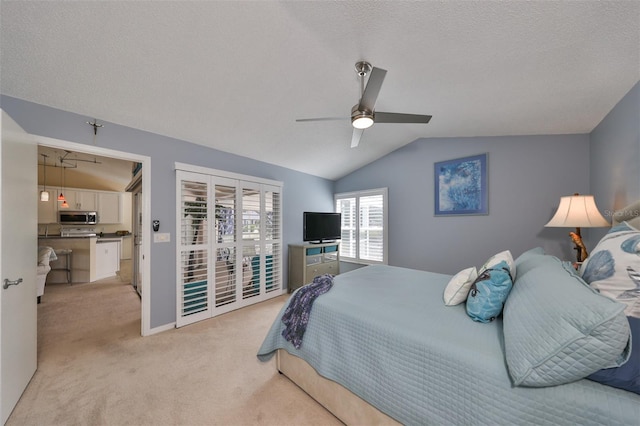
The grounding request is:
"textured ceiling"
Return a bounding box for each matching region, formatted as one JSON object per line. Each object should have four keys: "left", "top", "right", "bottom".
{"left": 2, "top": 1, "right": 639, "bottom": 180}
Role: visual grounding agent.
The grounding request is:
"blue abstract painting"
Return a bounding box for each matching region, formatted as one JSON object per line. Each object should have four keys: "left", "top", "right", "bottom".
{"left": 435, "top": 154, "right": 488, "bottom": 216}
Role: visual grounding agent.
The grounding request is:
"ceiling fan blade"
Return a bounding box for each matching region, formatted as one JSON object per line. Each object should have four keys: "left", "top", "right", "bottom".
{"left": 296, "top": 117, "right": 348, "bottom": 122}
{"left": 351, "top": 128, "right": 364, "bottom": 148}
{"left": 374, "top": 112, "right": 432, "bottom": 124}
{"left": 359, "top": 67, "right": 387, "bottom": 112}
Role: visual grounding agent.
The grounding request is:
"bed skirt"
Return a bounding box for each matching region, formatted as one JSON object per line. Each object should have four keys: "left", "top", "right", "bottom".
{"left": 276, "top": 349, "right": 400, "bottom": 425}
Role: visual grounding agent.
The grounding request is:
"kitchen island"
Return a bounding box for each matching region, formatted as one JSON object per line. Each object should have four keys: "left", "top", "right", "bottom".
{"left": 38, "top": 235, "right": 124, "bottom": 283}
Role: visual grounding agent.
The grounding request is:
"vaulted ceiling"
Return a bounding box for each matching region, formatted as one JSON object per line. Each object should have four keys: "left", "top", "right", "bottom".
{"left": 2, "top": 1, "right": 638, "bottom": 180}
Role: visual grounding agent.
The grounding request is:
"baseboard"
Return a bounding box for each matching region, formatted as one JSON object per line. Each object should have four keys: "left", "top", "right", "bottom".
{"left": 146, "top": 322, "right": 176, "bottom": 336}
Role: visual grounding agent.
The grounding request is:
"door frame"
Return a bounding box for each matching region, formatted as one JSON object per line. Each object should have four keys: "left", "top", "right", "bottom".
{"left": 35, "top": 135, "right": 152, "bottom": 336}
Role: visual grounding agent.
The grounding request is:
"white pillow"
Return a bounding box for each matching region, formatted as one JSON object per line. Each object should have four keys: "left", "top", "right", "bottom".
{"left": 480, "top": 250, "right": 516, "bottom": 280}
{"left": 443, "top": 267, "right": 478, "bottom": 306}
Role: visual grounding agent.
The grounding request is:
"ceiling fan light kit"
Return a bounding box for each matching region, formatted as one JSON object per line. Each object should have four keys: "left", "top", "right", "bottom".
{"left": 351, "top": 105, "right": 374, "bottom": 129}
{"left": 296, "top": 60, "right": 432, "bottom": 148}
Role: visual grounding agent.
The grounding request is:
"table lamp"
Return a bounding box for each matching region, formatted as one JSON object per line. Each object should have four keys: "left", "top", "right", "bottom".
{"left": 545, "top": 193, "right": 609, "bottom": 263}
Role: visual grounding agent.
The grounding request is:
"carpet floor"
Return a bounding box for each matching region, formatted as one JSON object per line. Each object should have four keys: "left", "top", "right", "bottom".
{"left": 7, "top": 278, "right": 341, "bottom": 426}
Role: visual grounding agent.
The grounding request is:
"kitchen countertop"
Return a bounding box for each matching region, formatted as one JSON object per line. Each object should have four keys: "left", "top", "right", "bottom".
{"left": 38, "top": 235, "right": 96, "bottom": 239}
{"left": 38, "top": 233, "right": 132, "bottom": 240}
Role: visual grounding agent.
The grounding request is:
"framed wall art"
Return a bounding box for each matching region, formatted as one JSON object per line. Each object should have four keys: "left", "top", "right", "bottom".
{"left": 434, "top": 153, "right": 488, "bottom": 216}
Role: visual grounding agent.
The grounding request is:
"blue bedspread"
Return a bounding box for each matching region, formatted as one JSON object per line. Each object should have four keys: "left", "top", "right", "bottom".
{"left": 257, "top": 265, "right": 640, "bottom": 425}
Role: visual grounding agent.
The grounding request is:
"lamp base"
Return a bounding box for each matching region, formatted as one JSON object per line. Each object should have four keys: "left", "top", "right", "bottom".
{"left": 569, "top": 228, "right": 588, "bottom": 263}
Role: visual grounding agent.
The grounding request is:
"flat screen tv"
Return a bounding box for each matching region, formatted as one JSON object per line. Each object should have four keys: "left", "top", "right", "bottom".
{"left": 303, "top": 212, "right": 342, "bottom": 243}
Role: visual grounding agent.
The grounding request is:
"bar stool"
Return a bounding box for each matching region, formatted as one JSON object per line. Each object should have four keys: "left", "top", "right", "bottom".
{"left": 53, "top": 249, "right": 72, "bottom": 284}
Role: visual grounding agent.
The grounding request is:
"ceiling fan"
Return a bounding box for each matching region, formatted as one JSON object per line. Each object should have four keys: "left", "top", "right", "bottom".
{"left": 296, "top": 61, "right": 432, "bottom": 148}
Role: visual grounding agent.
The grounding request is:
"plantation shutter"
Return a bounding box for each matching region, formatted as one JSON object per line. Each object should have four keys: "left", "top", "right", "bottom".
{"left": 335, "top": 188, "right": 387, "bottom": 264}
{"left": 359, "top": 194, "right": 384, "bottom": 262}
{"left": 241, "top": 183, "right": 262, "bottom": 300}
{"left": 176, "top": 164, "right": 283, "bottom": 328}
{"left": 264, "top": 185, "right": 282, "bottom": 294}
{"left": 177, "top": 172, "right": 211, "bottom": 327}
{"left": 213, "top": 179, "right": 238, "bottom": 309}
{"left": 336, "top": 197, "right": 356, "bottom": 258}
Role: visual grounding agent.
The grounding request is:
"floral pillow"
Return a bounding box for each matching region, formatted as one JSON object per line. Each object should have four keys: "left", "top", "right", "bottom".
{"left": 580, "top": 222, "right": 640, "bottom": 318}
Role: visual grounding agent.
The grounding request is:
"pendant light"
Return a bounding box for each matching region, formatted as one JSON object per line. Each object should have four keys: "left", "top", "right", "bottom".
{"left": 59, "top": 164, "right": 69, "bottom": 208}
{"left": 40, "top": 154, "right": 49, "bottom": 201}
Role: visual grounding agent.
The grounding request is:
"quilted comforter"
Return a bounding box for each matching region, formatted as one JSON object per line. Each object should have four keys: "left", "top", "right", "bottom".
{"left": 258, "top": 265, "right": 640, "bottom": 425}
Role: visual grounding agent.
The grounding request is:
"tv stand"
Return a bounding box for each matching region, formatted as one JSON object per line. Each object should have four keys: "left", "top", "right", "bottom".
{"left": 288, "top": 242, "right": 340, "bottom": 293}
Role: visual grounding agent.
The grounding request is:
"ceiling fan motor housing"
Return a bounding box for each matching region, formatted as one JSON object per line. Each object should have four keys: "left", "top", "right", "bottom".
{"left": 351, "top": 104, "right": 374, "bottom": 129}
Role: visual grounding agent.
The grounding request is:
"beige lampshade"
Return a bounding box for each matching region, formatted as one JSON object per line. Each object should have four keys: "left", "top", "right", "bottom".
{"left": 545, "top": 194, "right": 609, "bottom": 228}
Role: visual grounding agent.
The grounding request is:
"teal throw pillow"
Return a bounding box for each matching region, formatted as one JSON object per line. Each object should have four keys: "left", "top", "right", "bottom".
{"left": 466, "top": 260, "right": 514, "bottom": 323}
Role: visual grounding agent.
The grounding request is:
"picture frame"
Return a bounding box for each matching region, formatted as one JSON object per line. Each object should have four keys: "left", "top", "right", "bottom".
{"left": 434, "top": 153, "right": 488, "bottom": 216}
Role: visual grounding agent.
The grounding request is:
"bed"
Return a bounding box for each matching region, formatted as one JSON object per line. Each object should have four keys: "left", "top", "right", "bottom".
{"left": 257, "top": 201, "right": 640, "bottom": 425}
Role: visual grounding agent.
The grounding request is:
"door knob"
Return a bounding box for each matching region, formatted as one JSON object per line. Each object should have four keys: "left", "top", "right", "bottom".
{"left": 3, "top": 278, "right": 23, "bottom": 289}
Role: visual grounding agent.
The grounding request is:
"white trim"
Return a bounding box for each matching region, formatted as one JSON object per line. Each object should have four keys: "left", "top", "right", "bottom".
{"left": 174, "top": 162, "right": 283, "bottom": 188}
{"left": 146, "top": 322, "right": 176, "bottom": 335}
{"left": 33, "top": 136, "right": 153, "bottom": 336}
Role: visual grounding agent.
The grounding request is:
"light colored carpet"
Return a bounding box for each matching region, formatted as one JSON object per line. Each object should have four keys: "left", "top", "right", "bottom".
{"left": 7, "top": 278, "right": 342, "bottom": 426}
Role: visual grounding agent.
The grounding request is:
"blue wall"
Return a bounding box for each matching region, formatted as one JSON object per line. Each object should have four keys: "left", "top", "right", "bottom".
{"left": 335, "top": 134, "right": 590, "bottom": 274}
{"left": 334, "top": 81, "right": 639, "bottom": 275}
{"left": 4, "top": 80, "right": 637, "bottom": 328}
{"left": 1, "top": 95, "right": 335, "bottom": 329}
{"left": 588, "top": 81, "right": 640, "bottom": 246}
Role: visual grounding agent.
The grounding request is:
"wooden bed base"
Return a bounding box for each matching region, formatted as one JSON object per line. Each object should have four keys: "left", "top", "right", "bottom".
{"left": 276, "top": 349, "right": 401, "bottom": 425}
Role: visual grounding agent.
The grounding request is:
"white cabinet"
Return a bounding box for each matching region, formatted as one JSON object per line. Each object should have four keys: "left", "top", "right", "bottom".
{"left": 37, "top": 187, "right": 58, "bottom": 223}
{"left": 95, "top": 240, "right": 120, "bottom": 280}
{"left": 64, "top": 190, "right": 97, "bottom": 211}
{"left": 97, "top": 192, "right": 122, "bottom": 223}
{"left": 37, "top": 186, "right": 124, "bottom": 224}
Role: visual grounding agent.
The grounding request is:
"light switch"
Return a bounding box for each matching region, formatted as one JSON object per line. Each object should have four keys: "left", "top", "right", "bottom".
{"left": 153, "top": 233, "right": 170, "bottom": 243}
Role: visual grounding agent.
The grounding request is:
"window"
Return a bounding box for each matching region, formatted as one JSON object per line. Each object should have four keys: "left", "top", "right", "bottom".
{"left": 335, "top": 188, "right": 387, "bottom": 264}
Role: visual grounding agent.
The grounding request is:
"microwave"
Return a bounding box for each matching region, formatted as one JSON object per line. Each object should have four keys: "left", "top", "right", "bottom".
{"left": 58, "top": 211, "right": 99, "bottom": 225}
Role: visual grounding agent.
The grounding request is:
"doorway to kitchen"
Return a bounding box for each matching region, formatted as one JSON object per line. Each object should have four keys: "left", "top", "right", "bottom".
{"left": 36, "top": 137, "right": 151, "bottom": 336}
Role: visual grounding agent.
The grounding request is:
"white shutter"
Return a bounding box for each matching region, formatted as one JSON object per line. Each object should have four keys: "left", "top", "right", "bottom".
{"left": 176, "top": 173, "right": 211, "bottom": 327}
{"left": 241, "top": 184, "right": 261, "bottom": 300}
{"left": 214, "top": 182, "right": 237, "bottom": 308}
{"left": 336, "top": 197, "right": 356, "bottom": 259}
{"left": 335, "top": 188, "right": 387, "bottom": 264}
{"left": 176, "top": 164, "right": 284, "bottom": 327}
{"left": 264, "top": 186, "right": 282, "bottom": 293}
{"left": 359, "top": 194, "right": 384, "bottom": 262}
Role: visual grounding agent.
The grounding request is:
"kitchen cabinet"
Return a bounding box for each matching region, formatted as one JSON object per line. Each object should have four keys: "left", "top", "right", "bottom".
{"left": 98, "top": 192, "right": 122, "bottom": 223}
{"left": 63, "top": 190, "right": 97, "bottom": 211}
{"left": 38, "top": 186, "right": 125, "bottom": 224}
{"left": 95, "top": 240, "right": 120, "bottom": 280}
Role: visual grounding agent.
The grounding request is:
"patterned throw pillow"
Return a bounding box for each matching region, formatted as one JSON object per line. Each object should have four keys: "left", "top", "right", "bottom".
{"left": 466, "top": 260, "right": 514, "bottom": 323}
{"left": 479, "top": 250, "right": 517, "bottom": 281}
{"left": 443, "top": 267, "right": 478, "bottom": 306}
{"left": 580, "top": 221, "right": 640, "bottom": 318}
